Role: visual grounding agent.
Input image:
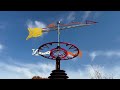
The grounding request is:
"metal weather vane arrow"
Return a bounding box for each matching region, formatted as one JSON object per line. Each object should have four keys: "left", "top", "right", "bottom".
{"left": 26, "top": 20, "right": 97, "bottom": 40}
{"left": 42, "top": 20, "right": 97, "bottom": 32}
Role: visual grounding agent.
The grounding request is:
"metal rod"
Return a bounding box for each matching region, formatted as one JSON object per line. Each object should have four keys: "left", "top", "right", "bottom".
{"left": 56, "top": 21, "right": 61, "bottom": 70}
{"left": 42, "top": 24, "right": 91, "bottom": 32}
{"left": 56, "top": 57, "right": 60, "bottom": 70}
{"left": 57, "top": 21, "right": 60, "bottom": 46}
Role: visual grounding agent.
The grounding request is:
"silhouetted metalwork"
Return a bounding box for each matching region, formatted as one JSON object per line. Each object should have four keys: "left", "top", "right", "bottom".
{"left": 36, "top": 20, "right": 97, "bottom": 79}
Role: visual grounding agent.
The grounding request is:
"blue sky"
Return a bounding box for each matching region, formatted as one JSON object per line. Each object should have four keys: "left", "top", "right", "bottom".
{"left": 0, "top": 11, "right": 120, "bottom": 79}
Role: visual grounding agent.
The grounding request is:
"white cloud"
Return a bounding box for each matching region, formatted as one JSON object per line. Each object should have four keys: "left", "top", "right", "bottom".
{"left": 0, "top": 61, "right": 54, "bottom": 79}
{"left": 86, "top": 65, "right": 106, "bottom": 79}
{"left": 67, "top": 69, "right": 89, "bottom": 79}
{"left": 1, "top": 59, "right": 120, "bottom": 79}
{"left": 66, "top": 65, "right": 105, "bottom": 79}
{"left": 67, "top": 11, "right": 75, "bottom": 23}
{"left": 1, "top": 49, "right": 120, "bottom": 79}
{"left": 0, "top": 44, "right": 4, "bottom": 53}
{"left": 82, "top": 11, "right": 92, "bottom": 21}
{"left": 27, "top": 20, "right": 46, "bottom": 28}
{"left": 67, "top": 64, "right": 120, "bottom": 79}
{"left": 0, "top": 44, "right": 3, "bottom": 50}
{"left": 88, "top": 65, "right": 120, "bottom": 79}
{"left": 89, "top": 50, "right": 120, "bottom": 61}
{"left": 34, "top": 21, "right": 46, "bottom": 28}
{"left": 89, "top": 51, "right": 97, "bottom": 61}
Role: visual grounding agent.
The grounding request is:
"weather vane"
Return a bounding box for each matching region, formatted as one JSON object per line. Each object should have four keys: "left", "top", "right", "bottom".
{"left": 26, "top": 19, "right": 97, "bottom": 79}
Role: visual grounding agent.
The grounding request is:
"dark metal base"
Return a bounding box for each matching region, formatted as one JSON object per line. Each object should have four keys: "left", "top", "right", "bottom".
{"left": 48, "top": 70, "right": 69, "bottom": 79}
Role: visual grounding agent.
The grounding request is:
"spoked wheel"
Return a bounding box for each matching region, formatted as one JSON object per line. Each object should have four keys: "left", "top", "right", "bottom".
{"left": 38, "top": 42, "right": 79, "bottom": 60}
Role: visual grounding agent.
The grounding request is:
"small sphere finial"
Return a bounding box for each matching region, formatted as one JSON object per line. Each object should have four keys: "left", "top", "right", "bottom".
{"left": 57, "top": 21, "right": 61, "bottom": 24}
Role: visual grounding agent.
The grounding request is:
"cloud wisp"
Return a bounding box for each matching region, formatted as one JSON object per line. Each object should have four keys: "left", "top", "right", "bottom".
{"left": 0, "top": 61, "right": 55, "bottom": 79}
{"left": 67, "top": 64, "right": 120, "bottom": 79}
{"left": 0, "top": 43, "right": 4, "bottom": 53}
{"left": 82, "top": 11, "right": 102, "bottom": 22}
{"left": 82, "top": 11, "right": 92, "bottom": 22}
{"left": 0, "top": 44, "right": 3, "bottom": 50}
{"left": 27, "top": 20, "right": 46, "bottom": 28}
{"left": 67, "top": 11, "right": 76, "bottom": 23}
{"left": 89, "top": 50, "right": 120, "bottom": 61}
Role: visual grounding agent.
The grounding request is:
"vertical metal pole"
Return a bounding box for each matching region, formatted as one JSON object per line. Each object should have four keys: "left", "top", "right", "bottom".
{"left": 56, "top": 21, "right": 61, "bottom": 70}
{"left": 56, "top": 57, "right": 60, "bottom": 70}
{"left": 57, "top": 21, "right": 60, "bottom": 46}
